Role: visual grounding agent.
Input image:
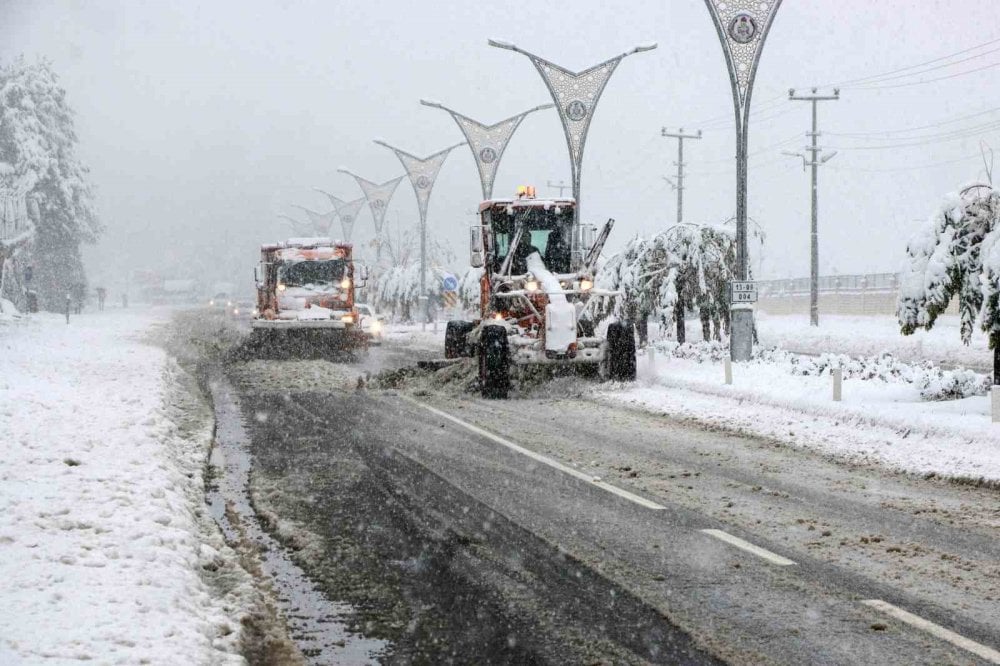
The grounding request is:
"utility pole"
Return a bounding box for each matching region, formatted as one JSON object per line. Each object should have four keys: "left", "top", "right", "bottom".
{"left": 786, "top": 87, "right": 839, "bottom": 327}
{"left": 660, "top": 128, "right": 702, "bottom": 224}
{"left": 547, "top": 180, "right": 571, "bottom": 197}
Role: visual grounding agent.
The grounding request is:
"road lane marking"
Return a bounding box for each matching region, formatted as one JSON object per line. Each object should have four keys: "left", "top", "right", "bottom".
{"left": 401, "top": 395, "right": 666, "bottom": 511}
{"left": 861, "top": 599, "right": 1000, "bottom": 664}
{"left": 700, "top": 529, "right": 796, "bottom": 566}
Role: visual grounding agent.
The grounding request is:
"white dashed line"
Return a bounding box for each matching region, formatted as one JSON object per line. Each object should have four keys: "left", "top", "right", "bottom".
{"left": 862, "top": 599, "right": 1000, "bottom": 664}
{"left": 700, "top": 529, "right": 796, "bottom": 566}
{"left": 402, "top": 395, "right": 666, "bottom": 511}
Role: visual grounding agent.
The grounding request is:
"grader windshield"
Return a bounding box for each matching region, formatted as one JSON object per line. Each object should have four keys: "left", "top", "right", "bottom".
{"left": 489, "top": 204, "right": 574, "bottom": 274}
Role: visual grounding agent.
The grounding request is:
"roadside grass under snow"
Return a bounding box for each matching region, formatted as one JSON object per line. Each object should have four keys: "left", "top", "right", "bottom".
{"left": 0, "top": 308, "right": 247, "bottom": 664}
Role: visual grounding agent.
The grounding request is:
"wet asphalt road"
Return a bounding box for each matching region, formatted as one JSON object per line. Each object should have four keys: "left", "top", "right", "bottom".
{"left": 220, "top": 332, "right": 1000, "bottom": 665}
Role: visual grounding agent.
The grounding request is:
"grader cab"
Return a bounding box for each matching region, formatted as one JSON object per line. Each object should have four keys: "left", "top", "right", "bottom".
{"left": 446, "top": 187, "right": 636, "bottom": 398}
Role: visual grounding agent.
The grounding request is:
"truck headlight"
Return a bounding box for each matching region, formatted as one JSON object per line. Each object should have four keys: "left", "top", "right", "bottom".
{"left": 341, "top": 314, "right": 354, "bottom": 324}
{"left": 340, "top": 278, "right": 351, "bottom": 289}
{"left": 579, "top": 279, "right": 593, "bottom": 291}
{"left": 277, "top": 283, "right": 286, "bottom": 292}
{"left": 525, "top": 279, "right": 539, "bottom": 292}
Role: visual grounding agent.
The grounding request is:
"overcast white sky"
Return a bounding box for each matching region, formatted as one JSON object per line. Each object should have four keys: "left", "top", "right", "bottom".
{"left": 2, "top": 0, "right": 997, "bottom": 291}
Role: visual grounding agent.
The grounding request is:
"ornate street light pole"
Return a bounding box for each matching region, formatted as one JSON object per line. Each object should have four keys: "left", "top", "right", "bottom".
{"left": 374, "top": 140, "right": 464, "bottom": 324}
{"left": 702, "top": 0, "right": 783, "bottom": 361}
{"left": 337, "top": 169, "right": 405, "bottom": 262}
{"left": 488, "top": 40, "right": 656, "bottom": 233}
{"left": 291, "top": 204, "right": 338, "bottom": 237}
{"left": 419, "top": 100, "right": 553, "bottom": 200}
{"left": 315, "top": 190, "right": 367, "bottom": 243}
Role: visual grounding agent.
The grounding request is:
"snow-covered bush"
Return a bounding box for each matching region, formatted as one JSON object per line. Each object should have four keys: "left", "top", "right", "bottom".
{"left": 649, "top": 340, "right": 990, "bottom": 401}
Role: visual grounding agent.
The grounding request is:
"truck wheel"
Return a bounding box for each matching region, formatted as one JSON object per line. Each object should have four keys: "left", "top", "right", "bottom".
{"left": 606, "top": 321, "right": 637, "bottom": 381}
{"left": 445, "top": 320, "right": 474, "bottom": 359}
{"left": 479, "top": 324, "right": 510, "bottom": 399}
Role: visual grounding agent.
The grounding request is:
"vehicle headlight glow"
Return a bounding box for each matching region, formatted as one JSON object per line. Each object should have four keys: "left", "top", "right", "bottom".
{"left": 579, "top": 279, "right": 593, "bottom": 291}
{"left": 371, "top": 319, "right": 382, "bottom": 332}
{"left": 340, "top": 278, "right": 351, "bottom": 289}
{"left": 277, "top": 283, "right": 286, "bottom": 292}
{"left": 525, "top": 279, "right": 539, "bottom": 293}
{"left": 232, "top": 308, "right": 239, "bottom": 315}
{"left": 341, "top": 314, "right": 354, "bottom": 324}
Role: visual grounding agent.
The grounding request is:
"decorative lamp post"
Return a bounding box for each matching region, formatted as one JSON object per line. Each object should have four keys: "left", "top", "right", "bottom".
{"left": 337, "top": 169, "right": 405, "bottom": 261}
{"left": 373, "top": 140, "right": 464, "bottom": 325}
{"left": 702, "top": 0, "right": 783, "bottom": 361}
{"left": 291, "top": 204, "right": 338, "bottom": 237}
{"left": 487, "top": 39, "right": 656, "bottom": 233}
{"left": 419, "top": 100, "right": 553, "bottom": 200}
{"left": 316, "top": 189, "right": 367, "bottom": 242}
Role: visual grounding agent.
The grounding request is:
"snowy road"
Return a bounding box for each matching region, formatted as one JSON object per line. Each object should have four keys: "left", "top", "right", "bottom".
{"left": 157, "top": 309, "right": 1000, "bottom": 664}
{"left": 215, "top": 340, "right": 1000, "bottom": 663}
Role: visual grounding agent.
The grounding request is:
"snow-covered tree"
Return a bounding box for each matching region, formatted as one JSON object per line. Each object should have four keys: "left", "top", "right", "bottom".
{"left": 598, "top": 223, "right": 737, "bottom": 343}
{"left": 898, "top": 183, "right": 1000, "bottom": 379}
{"left": 0, "top": 57, "right": 100, "bottom": 310}
{"left": 367, "top": 226, "right": 457, "bottom": 321}
{"left": 457, "top": 265, "right": 483, "bottom": 312}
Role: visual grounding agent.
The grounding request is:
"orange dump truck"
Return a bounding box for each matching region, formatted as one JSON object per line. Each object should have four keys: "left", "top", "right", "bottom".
{"left": 252, "top": 238, "right": 368, "bottom": 352}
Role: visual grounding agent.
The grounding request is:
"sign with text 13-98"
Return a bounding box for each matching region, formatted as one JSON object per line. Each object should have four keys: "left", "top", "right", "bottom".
{"left": 730, "top": 280, "right": 757, "bottom": 304}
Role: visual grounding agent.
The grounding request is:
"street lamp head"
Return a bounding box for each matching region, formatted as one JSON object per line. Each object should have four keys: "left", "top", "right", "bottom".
{"left": 788, "top": 88, "right": 795, "bottom": 97}
{"left": 419, "top": 99, "right": 444, "bottom": 109}
{"left": 833, "top": 88, "right": 841, "bottom": 97}
{"left": 488, "top": 38, "right": 516, "bottom": 51}
{"left": 696, "top": 130, "right": 703, "bottom": 138}
{"left": 631, "top": 42, "right": 658, "bottom": 53}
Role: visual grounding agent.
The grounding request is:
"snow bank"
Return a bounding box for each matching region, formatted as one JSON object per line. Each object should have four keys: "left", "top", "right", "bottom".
{"left": 0, "top": 310, "right": 245, "bottom": 664}
{"left": 599, "top": 347, "right": 1000, "bottom": 483}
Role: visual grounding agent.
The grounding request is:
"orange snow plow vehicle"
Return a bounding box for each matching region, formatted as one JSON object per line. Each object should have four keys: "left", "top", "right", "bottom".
{"left": 250, "top": 238, "right": 369, "bottom": 355}
{"left": 445, "top": 187, "right": 635, "bottom": 398}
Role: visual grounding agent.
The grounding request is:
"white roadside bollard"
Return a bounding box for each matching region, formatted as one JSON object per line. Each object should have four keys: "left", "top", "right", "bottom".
{"left": 992, "top": 385, "right": 1000, "bottom": 423}
{"left": 833, "top": 368, "right": 843, "bottom": 402}
{"left": 724, "top": 358, "right": 733, "bottom": 385}
{"left": 647, "top": 345, "right": 656, "bottom": 373}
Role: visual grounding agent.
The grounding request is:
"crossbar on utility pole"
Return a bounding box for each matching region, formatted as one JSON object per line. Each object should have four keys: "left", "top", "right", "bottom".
{"left": 660, "top": 128, "right": 702, "bottom": 224}
{"left": 786, "top": 87, "right": 839, "bottom": 327}
{"left": 547, "top": 180, "right": 571, "bottom": 197}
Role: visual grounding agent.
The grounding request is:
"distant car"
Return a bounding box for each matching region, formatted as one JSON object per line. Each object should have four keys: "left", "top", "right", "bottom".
{"left": 226, "top": 299, "right": 254, "bottom": 320}
{"left": 356, "top": 303, "right": 385, "bottom": 344}
{"left": 208, "top": 292, "right": 232, "bottom": 310}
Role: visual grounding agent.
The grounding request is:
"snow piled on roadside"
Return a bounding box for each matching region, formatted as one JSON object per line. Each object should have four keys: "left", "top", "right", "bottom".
{"left": 597, "top": 348, "right": 1000, "bottom": 483}
{"left": 0, "top": 310, "right": 245, "bottom": 664}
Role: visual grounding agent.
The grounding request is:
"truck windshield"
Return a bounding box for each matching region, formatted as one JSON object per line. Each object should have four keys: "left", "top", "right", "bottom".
{"left": 279, "top": 259, "right": 345, "bottom": 288}
{"left": 490, "top": 205, "right": 573, "bottom": 274}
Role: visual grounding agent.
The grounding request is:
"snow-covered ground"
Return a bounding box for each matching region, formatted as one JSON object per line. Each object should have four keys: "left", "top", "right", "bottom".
{"left": 382, "top": 321, "right": 446, "bottom": 352}
{"left": 599, "top": 341, "right": 1000, "bottom": 484}
{"left": 0, "top": 309, "right": 247, "bottom": 664}
{"left": 755, "top": 313, "right": 992, "bottom": 370}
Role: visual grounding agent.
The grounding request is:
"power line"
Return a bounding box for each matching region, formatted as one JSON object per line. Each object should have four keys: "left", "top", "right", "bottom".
{"left": 825, "top": 104, "right": 1000, "bottom": 138}
{"left": 829, "top": 118, "right": 1000, "bottom": 144}
{"left": 831, "top": 122, "right": 1000, "bottom": 151}
{"left": 848, "top": 59, "right": 1000, "bottom": 91}
{"left": 841, "top": 45, "right": 1000, "bottom": 88}
{"left": 827, "top": 152, "right": 986, "bottom": 173}
{"left": 828, "top": 35, "right": 1000, "bottom": 88}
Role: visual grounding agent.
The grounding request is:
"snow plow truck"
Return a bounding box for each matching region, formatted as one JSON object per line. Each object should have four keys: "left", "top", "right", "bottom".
{"left": 446, "top": 187, "right": 636, "bottom": 399}
{"left": 251, "top": 238, "right": 368, "bottom": 355}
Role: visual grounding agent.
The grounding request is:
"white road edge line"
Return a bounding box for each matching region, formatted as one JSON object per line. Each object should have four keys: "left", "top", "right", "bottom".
{"left": 862, "top": 599, "right": 1000, "bottom": 664}
{"left": 700, "top": 529, "right": 796, "bottom": 566}
{"left": 401, "top": 395, "right": 666, "bottom": 511}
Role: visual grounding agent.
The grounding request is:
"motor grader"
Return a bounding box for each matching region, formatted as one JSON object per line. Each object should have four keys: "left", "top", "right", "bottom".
{"left": 250, "top": 238, "right": 369, "bottom": 355}
{"left": 446, "top": 187, "right": 636, "bottom": 398}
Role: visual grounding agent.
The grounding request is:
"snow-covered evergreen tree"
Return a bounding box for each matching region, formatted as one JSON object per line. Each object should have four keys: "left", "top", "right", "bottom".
{"left": 898, "top": 183, "right": 1000, "bottom": 378}
{"left": 0, "top": 58, "right": 100, "bottom": 310}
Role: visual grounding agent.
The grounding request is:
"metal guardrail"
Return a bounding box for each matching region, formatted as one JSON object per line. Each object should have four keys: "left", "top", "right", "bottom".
{"left": 758, "top": 273, "right": 899, "bottom": 296}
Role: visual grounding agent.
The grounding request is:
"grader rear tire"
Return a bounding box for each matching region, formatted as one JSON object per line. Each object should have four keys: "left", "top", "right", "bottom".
{"left": 479, "top": 324, "right": 510, "bottom": 399}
